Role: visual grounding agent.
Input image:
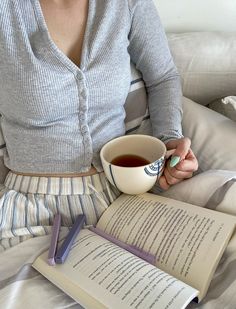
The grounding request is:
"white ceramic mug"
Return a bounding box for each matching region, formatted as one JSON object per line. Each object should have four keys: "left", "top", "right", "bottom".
{"left": 100, "top": 135, "right": 166, "bottom": 195}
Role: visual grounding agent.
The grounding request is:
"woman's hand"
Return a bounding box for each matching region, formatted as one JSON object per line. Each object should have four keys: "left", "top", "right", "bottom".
{"left": 159, "top": 137, "right": 198, "bottom": 190}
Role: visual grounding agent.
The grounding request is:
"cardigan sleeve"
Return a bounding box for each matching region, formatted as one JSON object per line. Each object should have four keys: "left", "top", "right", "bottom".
{"left": 128, "top": 0, "right": 183, "bottom": 143}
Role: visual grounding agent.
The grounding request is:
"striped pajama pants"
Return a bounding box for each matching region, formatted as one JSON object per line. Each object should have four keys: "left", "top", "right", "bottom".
{"left": 0, "top": 171, "right": 120, "bottom": 251}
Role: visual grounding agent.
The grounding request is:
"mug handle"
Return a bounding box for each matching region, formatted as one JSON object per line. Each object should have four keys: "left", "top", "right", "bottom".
{"left": 165, "top": 149, "right": 175, "bottom": 160}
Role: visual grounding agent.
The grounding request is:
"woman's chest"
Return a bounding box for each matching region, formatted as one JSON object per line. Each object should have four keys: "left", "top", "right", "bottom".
{"left": 0, "top": 0, "right": 132, "bottom": 121}
{"left": 39, "top": 0, "right": 89, "bottom": 68}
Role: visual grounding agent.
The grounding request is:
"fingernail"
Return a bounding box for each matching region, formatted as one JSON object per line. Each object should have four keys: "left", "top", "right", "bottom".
{"left": 170, "top": 156, "right": 180, "bottom": 167}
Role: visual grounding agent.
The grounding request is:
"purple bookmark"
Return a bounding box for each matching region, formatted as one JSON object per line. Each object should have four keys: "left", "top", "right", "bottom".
{"left": 55, "top": 214, "right": 85, "bottom": 264}
{"left": 48, "top": 213, "right": 61, "bottom": 266}
{"left": 89, "top": 226, "right": 156, "bottom": 265}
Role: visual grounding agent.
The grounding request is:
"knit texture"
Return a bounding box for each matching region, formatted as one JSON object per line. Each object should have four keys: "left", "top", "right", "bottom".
{"left": 0, "top": 0, "right": 183, "bottom": 173}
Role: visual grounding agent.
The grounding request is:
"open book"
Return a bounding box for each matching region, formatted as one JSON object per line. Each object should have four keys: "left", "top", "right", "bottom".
{"left": 33, "top": 193, "right": 236, "bottom": 309}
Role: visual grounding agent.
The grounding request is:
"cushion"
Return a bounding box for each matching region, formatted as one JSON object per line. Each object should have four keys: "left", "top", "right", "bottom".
{"left": 208, "top": 96, "right": 236, "bottom": 122}
{"left": 182, "top": 97, "right": 236, "bottom": 172}
{"left": 167, "top": 32, "right": 236, "bottom": 105}
{"left": 124, "top": 63, "right": 152, "bottom": 135}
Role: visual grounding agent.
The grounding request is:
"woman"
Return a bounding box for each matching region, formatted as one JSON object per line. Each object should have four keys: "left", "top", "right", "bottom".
{"left": 0, "top": 0, "right": 198, "bottom": 250}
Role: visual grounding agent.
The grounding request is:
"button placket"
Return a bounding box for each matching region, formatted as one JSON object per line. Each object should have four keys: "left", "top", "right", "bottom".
{"left": 81, "top": 125, "right": 88, "bottom": 134}
{"left": 76, "top": 70, "right": 93, "bottom": 166}
{"left": 79, "top": 114, "right": 86, "bottom": 122}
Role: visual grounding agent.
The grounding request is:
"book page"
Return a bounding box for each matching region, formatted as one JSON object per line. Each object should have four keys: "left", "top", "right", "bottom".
{"left": 96, "top": 193, "right": 236, "bottom": 300}
{"left": 33, "top": 229, "right": 198, "bottom": 309}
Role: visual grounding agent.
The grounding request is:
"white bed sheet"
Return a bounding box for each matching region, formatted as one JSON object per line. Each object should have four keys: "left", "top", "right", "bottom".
{"left": 1, "top": 170, "right": 236, "bottom": 309}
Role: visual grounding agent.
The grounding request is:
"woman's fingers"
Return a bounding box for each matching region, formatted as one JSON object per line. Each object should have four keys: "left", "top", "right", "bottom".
{"left": 164, "top": 165, "right": 193, "bottom": 185}
{"left": 166, "top": 137, "right": 191, "bottom": 162}
{"left": 159, "top": 175, "right": 170, "bottom": 190}
{"left": 173, "top": 149, "right": 198, "bottom": 172}
{"left": 158, "top": 149, "right": 198, "bottom": 190}
{"left": 158, "top": 138, "right": 199, "bottom": 190}
{"left": 158, "top": 165, "right": 193, "bottom": 190}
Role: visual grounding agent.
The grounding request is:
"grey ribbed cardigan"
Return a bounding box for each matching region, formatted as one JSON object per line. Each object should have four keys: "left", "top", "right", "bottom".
{"left": 0, "top": 0, "right": 182, "bottom": 173}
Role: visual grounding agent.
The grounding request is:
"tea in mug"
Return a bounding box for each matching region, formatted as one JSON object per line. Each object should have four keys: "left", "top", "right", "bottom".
{"left": 111, "top": 154, "right": 150, "bottom": 167}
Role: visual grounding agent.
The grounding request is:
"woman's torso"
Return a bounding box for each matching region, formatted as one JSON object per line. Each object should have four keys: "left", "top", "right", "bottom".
{"left": 0, "top": 0, "right": 132, "bottom": 174}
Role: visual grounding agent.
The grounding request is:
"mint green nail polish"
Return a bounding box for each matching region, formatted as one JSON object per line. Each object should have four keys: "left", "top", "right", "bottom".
{"left": 170, "top": 156, "right": 180, "bottom": 167}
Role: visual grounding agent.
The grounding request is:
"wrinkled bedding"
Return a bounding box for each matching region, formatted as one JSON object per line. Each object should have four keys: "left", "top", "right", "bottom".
{"left": 1, "top": 170, "right": 236, "bottom": 309}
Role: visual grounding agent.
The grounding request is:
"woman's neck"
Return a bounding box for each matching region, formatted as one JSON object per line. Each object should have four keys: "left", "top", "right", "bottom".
{"left": 39, "top": 0, "right": 89, "bottom": 67}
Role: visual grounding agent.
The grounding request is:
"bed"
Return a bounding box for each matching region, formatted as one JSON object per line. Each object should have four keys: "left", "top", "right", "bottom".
{"left": 1, "top": 0, "right": 236, "bottom": 308}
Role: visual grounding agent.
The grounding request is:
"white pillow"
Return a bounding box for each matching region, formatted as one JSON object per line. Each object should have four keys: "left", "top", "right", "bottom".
{"left": 208, "top": 96, "right": 236, "bottom": 122}
{"left": 182, "top": 97, "right": 236, "bottom": 172}
{"left": 167, "top": 32, "right": 236, "bottom": 106}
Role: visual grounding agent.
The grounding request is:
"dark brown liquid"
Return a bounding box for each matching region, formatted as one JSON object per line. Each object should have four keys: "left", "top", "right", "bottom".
{"left": 111, "top": 154, "right": 150, "bottom": 167}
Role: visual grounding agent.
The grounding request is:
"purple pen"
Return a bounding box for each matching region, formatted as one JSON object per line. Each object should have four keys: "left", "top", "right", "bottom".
{"left": 89, "top": 226, "right": 156, "bottom": 265}
{"left": 55, "top": 214, "right": 85, "bottom": 264}
{"left": 48, "top": 213, "right": 61, "bottom": 266}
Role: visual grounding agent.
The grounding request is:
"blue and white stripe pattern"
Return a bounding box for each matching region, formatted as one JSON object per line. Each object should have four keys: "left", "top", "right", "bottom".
{"left": 0, "top": 171, "right": 120, "bottom": 251}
